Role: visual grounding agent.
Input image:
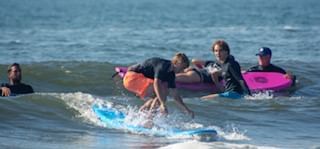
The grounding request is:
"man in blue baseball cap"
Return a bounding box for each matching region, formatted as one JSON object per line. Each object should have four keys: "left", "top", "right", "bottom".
{"left": 256, "top": 47, "right": 272, "bottom": 56}
{"left": 247, "top": 47, "right": 286, "bottom": 73}
{"left": 246, "top": 47, "right": 295, "bottom": 84}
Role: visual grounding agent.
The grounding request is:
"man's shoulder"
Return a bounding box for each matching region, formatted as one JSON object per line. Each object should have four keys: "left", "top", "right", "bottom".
{"left": 269, "top": 64, "right": 283, "bottom": 69}
{"left": 17, "top": 83, "right": 33, "bottom": 91}
{"left": 227, "top": 59, "right": 241, "bottom": 69}
{"left": 144, "top": 57, "right": 170, "bottom": 66}
{"left": 268, "top": 64, "right": 286, "bottom": 74}
{"left": 146, "top": 57, "right": 167, "bottom": 62}
{"left": 20, "top": 83, "right": 33, "bottom": 88}
{"left": 1, "top": 83, "right": 9, "bottom": 87}
{"left": 247, "top": 65, "right": 260, "bottom": 72}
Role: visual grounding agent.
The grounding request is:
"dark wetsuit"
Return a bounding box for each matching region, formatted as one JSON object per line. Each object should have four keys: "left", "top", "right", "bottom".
{"left": 247, "top": 64, "right": 286, "bottom": 74}
{"left": 192, "top": 61, "right": 221, "bottom": 83}
{"left": 219, "top": 55, "right": 250, "bottom": 95}
{"left": 1, "top": 83, "right": 34, "bottom": 96}
{"left": 129, "top": 57, "right": 176, "bottom": 88}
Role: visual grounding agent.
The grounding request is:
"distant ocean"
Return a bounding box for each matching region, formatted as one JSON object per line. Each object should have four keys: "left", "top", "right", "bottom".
{"left": 1, "top": 0, "right": 320, "bottom": 148}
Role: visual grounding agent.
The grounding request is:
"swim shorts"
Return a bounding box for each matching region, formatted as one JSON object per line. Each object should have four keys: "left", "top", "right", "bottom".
{"left": 123, "top": 71, "right": 154, "bottom": 99}
{"left": 218, "top": 91, "right": 242, "bottom": 99}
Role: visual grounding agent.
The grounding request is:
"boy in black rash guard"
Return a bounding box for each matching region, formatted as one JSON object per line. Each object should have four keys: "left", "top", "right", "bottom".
{"left": 1, "top": 63, "right": 34, "bottom": 96}
{"left": 123, "top": 53, "right": 194, "bottom": 117}
{"left": 201, "top": 40, "right": 251, "bottom": 99}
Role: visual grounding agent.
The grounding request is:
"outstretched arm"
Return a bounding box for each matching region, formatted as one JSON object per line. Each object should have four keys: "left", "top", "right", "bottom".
{"left": 170, "top": 89, "right": 194, "bottom": 118}
{"left": 153, "top": 78, "right": 168, "bottom": 114}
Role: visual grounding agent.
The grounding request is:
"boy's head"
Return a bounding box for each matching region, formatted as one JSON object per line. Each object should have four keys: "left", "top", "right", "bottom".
{"left": 212, "top": 40, "right": 230, "bottom": 63}
{"left": 212, "top": 40, "right": 230, "bottom": 55}
{"left": 172, "top": 52, "right": 190, "bottom": 73}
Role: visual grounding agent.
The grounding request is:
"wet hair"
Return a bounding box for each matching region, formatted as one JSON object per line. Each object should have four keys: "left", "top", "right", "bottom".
{"left": 7, "top": 63, "right": 21, "bottom": 73}
{"left": 212, "top": 40, "right": 230, "bottom": 55}
{"left": 172, "top": 52, "right": 190, "bottom": 68}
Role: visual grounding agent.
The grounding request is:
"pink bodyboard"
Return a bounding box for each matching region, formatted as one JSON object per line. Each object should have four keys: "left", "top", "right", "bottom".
{"left": 243, "top": 72, "right": 292, "bottom": 91}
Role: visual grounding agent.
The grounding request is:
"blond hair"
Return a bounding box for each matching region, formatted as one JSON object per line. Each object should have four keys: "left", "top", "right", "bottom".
{"left": 172, "top": 52, "right": 190, "bottom": 68}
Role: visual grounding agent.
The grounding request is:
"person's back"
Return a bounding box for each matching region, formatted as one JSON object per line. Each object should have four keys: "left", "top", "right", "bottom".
{"left": 130, "top": 57, "right": 175, "bottom": 84}
{"left": 1, "top": 63, "right": 34, "bottom": 96}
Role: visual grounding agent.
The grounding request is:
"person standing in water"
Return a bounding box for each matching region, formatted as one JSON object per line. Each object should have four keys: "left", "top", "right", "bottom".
{"left": 246, "top": 47, "right": 295, "bottom": 84}
{"left": 1, "top": 63, "right": 34, "bottom": 96}
{"left": 201, "top": 40, "right": 251, "bottom": 99}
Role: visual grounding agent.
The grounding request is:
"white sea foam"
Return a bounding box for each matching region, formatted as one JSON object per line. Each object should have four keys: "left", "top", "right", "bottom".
{"left": 160, "top": 140, "right": 280, "bottom": 149}
{"left": 283, "top": 25, "right": 299, "bottom": 31}
{"left": 49, "top": 92, "right": 219, "bottom": 138}
{"left": 246, "top": 91, "right": 274, "bottom": 100}
{"left": 43, "top": 92, "right": 113, "bottom": 127}
{"left": 216, "top": 124, "right": 250, "bottom": 141}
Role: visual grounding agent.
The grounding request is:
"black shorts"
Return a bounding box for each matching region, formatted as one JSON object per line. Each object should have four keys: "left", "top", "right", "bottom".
{"left": 192, "top": 68, "right": 214, "bottom": 83}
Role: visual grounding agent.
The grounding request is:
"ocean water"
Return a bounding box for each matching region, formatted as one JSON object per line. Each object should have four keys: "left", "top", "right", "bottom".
{"left": 1, "top": 0, "right": 320, "bottom": 148}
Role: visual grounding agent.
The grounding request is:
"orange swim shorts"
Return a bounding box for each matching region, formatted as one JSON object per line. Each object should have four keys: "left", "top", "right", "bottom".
{"left": 123, "top": 71, "right": 154, "bottom": 99}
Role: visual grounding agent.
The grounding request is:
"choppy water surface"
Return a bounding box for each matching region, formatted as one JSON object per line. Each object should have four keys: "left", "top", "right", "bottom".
{"left": 1, "top": 0, "right": 320, "bottom": 148}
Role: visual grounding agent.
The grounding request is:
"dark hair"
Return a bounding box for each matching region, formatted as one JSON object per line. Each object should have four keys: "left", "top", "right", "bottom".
{"left": 212, "top": 40, "right": 230, "bottom": 55}
{"left": 8, "top": 63, "right": 21, "bottom": 72}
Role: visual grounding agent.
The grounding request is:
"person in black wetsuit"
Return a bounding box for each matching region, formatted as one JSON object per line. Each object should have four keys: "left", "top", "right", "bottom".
{"left": 123, "top": 53, "right": 194, "bottom": 117}
{"left": 247, "top": 47, "right": 286, "bottom": 74}
{"left": 1, "top": 63, "right": 34, "bottom": 96}
{"left": 246, "top": 47, "right": 295, "bottom": 85}
{"left": 201, "top": 40, "right": 251, "bottom": 99}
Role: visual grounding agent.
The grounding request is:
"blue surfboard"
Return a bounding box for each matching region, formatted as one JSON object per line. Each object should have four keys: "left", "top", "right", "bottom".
{"left": 92, "top": 105, "right": 217, "bottom": 140}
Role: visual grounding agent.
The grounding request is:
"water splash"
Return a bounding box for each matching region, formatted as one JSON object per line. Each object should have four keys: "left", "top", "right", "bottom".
{"left": 218, "top": 124, "right": 250, "bottom": 141}
{"left": 41, "top": 92, "right": 244, "bottom": 142}
{"left": 45, "top": 92, "right": 111, "bottom": 126}
{"left": 246, "top": 91, "right": 274, "bottom": 100}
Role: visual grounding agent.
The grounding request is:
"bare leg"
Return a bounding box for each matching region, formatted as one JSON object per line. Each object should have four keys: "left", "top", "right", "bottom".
{"left": 141, "top": 80, "right": 170, "bottom": 114}
{"left": 144, "top": 83, "right": 169, "bottom": 115}
{"left": 149, "top": 98, "right": 160, "bottom": 111}
{"left": 201, "top": 94, "right": 219, "bottom": 100}
{"left": 176, "top": 71, "right": 201, "bottom": 83}
{"left": 140, "top": 82, "right": 154, "bottom": 99}
{"left": 139, "top": 98, "right": 155, "bottom": 111}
